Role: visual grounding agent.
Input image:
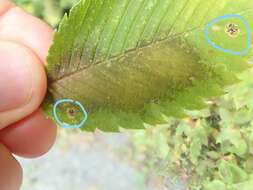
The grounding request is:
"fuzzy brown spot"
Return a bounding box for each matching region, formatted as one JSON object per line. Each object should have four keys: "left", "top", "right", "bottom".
{"left": 226, "top": 23, "right": 240, "bottom": 37}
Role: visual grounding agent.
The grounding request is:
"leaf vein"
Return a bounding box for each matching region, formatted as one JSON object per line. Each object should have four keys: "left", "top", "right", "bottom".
{"left": 105, "top": 0, "right": 132, "bottom": 58}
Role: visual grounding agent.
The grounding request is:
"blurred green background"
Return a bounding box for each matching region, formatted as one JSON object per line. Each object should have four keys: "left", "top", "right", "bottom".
{"left": 14, "top": 0, "right": 78, "bottom": 27}
{"left": 13, "top": 0, "right": 253, "bottom": 190}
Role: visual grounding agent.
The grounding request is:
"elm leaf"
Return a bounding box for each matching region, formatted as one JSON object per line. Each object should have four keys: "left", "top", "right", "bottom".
{"left": 44, "top": 0, "right": 253, "bottom": 131}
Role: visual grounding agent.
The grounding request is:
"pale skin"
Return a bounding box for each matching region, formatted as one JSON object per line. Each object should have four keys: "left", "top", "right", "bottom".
{"left": 0, "top": 0, "right": 57, "bottom": 189}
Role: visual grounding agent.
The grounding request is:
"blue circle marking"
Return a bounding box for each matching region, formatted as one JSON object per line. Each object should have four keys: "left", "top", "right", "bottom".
{"left": 53, "top": 99, "right": 88, "bottom": 129}
{"left": 204, "top": 14, "right": 251, "bottom": 55}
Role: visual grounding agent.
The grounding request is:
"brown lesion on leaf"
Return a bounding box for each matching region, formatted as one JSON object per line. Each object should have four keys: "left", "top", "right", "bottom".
{"left": 67, "top": 108, "right": 76, "bottom": 116}
{"left": 57, "top": 103, "right": 80, "bottom": 118}
{"left": 66, "top": 107, "right": 80, "bottom": 118}
{"left": 225, "top": 23, "right": 240, "bottom": 37}
{"left": 49, "top": 38, "right": 210, "bottom": 113}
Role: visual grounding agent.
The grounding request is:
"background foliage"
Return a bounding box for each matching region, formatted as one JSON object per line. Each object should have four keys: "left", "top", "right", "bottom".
{"left": 15, "top": 0, "right": 253, "bottom": 189}
{"left": 131, "top": 70, "right": 253, "bottom": 190}
{"left": 13, "top": 0, "right": 78, "bottom": 26}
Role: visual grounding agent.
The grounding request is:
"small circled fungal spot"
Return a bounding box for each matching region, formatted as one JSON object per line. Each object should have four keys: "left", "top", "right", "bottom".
{"left": 204, "top": 14, "right": 251, "bottom": 56}
{"left": 53, "top": 99, "right": 88, "bottom": 129}
{"left": 226, "top": 23, "right": 240, "bottom": 37}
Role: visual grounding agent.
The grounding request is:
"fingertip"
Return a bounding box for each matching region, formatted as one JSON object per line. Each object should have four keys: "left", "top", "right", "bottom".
{"left": 0, "top": 110, "right": 57, "bottom": 158}
{"left": 0, "top": 6, "right": 53, "bottom": 62}
{"left": 0, "top": 143, "right": 22, "bottom": 190}
{"left": 0, "top": 41, "right": 47, "bottom": 128}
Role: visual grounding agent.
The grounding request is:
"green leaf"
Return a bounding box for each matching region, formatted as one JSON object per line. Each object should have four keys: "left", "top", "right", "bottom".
{"left": 204, "top": 180, "right": 226, "bottom": 190}
{"left": 44, "top": 0, "right": 253, "bottom": 131}
{"left": 217, "top": 126, "right": 248, "bottom": 156}
{"left": 218, "top": 160, "right": 248, "bottom": 184}
{"left": 230, "top": 179, "right": 253, "bottom": 190}
{"left": 190, "top": 138, "right": 202, "bottom": 165}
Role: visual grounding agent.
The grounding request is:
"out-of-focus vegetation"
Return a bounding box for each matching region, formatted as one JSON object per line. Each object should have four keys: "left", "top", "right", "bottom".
{"left": 131, "top": 70, "right": 253, "bottom": 190}
{"left": 14, "top": 0, "right": 253, "bottom": 189}
{"left": 14, "top": 0, "right": 78, "bottom": 27}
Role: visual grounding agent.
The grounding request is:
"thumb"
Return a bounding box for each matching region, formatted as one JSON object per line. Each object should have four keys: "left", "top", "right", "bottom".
{"left": 0, "top": 41, "right": 47, "bottom": 128}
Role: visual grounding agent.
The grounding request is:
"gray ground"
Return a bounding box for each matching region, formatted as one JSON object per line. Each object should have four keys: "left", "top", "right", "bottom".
{"left": 17, "top": 130, "right": 189, "bottom": 190}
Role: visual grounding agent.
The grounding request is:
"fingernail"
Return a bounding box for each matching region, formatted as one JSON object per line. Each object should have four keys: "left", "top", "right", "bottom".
{"left": 0, "top": 42, "right": 32, "bottom": 112}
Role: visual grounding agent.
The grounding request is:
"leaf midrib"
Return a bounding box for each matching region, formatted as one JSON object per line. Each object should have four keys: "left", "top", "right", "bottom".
{"left": 49, "top": 6, "right": 253, "bottom": 85}
{"left": 49, "top": 26, "right": 201, "bottom": 84}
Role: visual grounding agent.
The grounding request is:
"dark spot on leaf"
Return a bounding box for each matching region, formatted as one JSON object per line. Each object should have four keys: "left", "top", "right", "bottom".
{"left": 67, "top": 107, "right": 77, "bottom": 118}
{"left": 225, "top": 23, "right": 240, "bottom": 37}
